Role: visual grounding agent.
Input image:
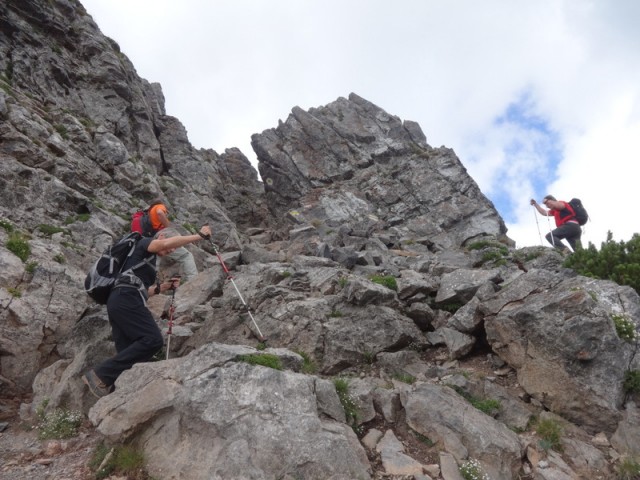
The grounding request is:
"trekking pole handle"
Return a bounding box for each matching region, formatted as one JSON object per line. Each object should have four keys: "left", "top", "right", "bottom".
{"left": 169, "top": 275, "right": 181, "bottom": 290}
{"left": 197, "top": 224, "right": 212, "bottom": 240}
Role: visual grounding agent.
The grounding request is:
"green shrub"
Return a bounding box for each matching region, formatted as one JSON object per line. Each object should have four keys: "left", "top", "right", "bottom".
{"left": 54, "top": 253, "right": 65, "bottom": 264}
{"left": 459, "top": 458, "right": 490, "bottom": 480}
{"left": 36, "top": 407, "right": 82, "bottom": 440}
{"left": 564, "top": 232, "right": 640, "bottom": 295}
{"left": 6, "top": 233, "right": 30, "bottom": 262}
{"left": 25, "top": 261, "right": 38, "bottom": 274}
{"left": 536, "top": 418, "right": 563, "bottom": 451}
{"left": 370, "top": 275, "right": 397, "bottom": 291}
{"left": 328, "top": 309, "right": 343, "bottom": 318}
{"left": 623, "top": 370, "right": 640, "bottom": 394}
{"left": 237, "top": 353, "right": 282, "bottom": 370}
{"left": 612, "top": 314, "right": 638, "bottom": 342}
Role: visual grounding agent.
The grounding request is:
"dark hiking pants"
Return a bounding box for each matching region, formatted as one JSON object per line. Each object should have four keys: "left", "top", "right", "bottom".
{"left": 546, "top": 222, "right": 582, "bottom": 252}
{"left": 95, "top": 287, "right": 164, "bottom": 386}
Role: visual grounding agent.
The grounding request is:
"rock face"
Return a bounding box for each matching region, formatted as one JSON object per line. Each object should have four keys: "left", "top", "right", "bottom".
{"left": 252, "top": 94, "right": 509, "bottom": 250}
{"left": 89, "top": 343, "right": 371, "bottom": 480}
{"left": 1, "top": 1, "right": 639, "bottom": 479}
{"left": 0, "top": 0, "right": 268, "bottom": 398}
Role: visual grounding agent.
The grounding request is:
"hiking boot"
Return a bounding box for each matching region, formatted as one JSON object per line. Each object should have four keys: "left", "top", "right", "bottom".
{"left": 82, "top": 370, "right": 112, "bottom": 398}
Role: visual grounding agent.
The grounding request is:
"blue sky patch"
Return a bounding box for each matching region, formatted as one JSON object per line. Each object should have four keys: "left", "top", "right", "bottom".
{"left": 490, "top": 92, "right": 563, "bottom": 222}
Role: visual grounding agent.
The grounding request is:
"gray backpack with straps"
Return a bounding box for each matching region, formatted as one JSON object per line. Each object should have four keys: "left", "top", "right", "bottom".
{"left": 84, "top": 232, "right": 155, "bottom": 304}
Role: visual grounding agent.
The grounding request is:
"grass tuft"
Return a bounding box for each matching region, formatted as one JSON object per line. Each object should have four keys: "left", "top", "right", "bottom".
{"left": 334, "top": 377, "right": 359, "bottom": 426}
{"left": 89, "top": 442, "right": 149, "bottom": 480}
{"left": 6, "top": 232, "right": 30, "bottom": 262}
{"left": 370, "top": 274, "right": 397, "bottom": 291}
{"left": 535, "top": 418, "right": 563, "bottom": 452}
{"left": 238, "top": 353, "right": 283, "bottom": 370}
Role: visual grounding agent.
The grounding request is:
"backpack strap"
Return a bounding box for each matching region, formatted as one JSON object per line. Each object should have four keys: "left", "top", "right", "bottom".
{"left": 119, "top": 256, "right": 156, "bottom": 279}
{"left": 115, "top": 257, "right": 156, "bottom": 304}
{"left": 564, "top": 202, "right": 577, "bottom": 221}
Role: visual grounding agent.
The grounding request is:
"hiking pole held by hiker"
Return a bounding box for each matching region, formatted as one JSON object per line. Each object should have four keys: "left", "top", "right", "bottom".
{"left": 530, "top": 198, "right": 556, "bottom": 246}
{"left": 204, "top": 231, "right": 267, "bottom": 342}
{"left": 532, "top": 203, "right": 544, "bottom": 245}
{"left": 164, "top": 275, "right": 180, "bottom": 360}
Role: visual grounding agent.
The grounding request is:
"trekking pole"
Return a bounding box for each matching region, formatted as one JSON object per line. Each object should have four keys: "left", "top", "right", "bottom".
{"left": 546, "top": 216, "right": 556, "bottom": 246}
{"left": 533, "top": 206, "right": 543, "bottom": 245}
{"left": 165, "top": 280, "right": 178, "bottom": 360}
{"left": 208, "top": 237, "right": 266, "bottom": 342}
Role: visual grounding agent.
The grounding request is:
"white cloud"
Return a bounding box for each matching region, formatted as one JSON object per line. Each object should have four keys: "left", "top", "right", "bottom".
{"left": 80, "top": 0, "right": 640, "bottom": 247}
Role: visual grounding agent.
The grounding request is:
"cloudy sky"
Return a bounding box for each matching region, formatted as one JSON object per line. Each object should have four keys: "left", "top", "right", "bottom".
{"left": 81, "top": 0, "right": 640, "bottom": 249}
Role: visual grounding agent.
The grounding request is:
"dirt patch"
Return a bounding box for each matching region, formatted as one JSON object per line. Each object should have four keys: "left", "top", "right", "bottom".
{"left": 0, "top": 414, "right": 100, "bottom": 480}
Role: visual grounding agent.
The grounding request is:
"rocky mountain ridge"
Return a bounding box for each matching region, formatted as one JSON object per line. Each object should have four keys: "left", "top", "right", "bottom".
{"left": 1, "top": 1, "right": 639, "bottom": 479}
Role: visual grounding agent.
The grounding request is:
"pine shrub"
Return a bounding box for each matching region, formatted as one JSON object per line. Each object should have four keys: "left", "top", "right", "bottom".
{"left": 564, "top": 232, "right": 640, "bottom": 295}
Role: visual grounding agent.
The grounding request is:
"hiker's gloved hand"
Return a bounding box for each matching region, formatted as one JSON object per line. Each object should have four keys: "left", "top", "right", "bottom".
{"left": 169, "top": 276, "right": 181, "bottom": 290}
{"left": 530, "top": 199, "right": 537, "bottom": 206}
{"left": 198, "top": 225, "right": 212, "bottom": 240}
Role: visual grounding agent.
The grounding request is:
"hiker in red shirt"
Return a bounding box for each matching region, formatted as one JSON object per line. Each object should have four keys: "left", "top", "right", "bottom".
{"left": 530, "top": 195, "right": 582, "bottom": 253}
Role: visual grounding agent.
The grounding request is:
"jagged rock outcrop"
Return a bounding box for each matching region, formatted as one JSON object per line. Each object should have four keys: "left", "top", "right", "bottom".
{"left": 252, "top": 94, "right": 509, "bottom": 250}
{"left": 1, "top": 1, "right": 639, "bottom": 479}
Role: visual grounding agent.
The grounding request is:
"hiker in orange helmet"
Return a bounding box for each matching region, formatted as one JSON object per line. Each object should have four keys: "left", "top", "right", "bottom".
{"left": 135, "top": 199, "right": 199, "bottom": 281}
{"left": 83, "top": 225, "right": 212, "bottom": 398}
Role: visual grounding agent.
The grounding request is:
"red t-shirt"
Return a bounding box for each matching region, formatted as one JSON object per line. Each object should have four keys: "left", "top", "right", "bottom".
{"left": 551, "top": 201, "right": 576, "bottom": 227}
